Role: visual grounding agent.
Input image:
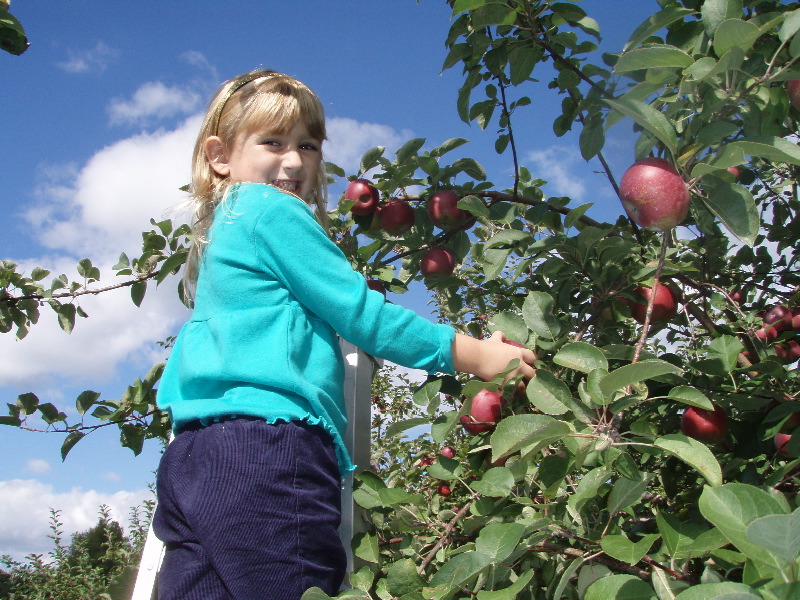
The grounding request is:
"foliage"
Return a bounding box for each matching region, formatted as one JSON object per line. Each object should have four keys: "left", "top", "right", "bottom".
{"left": 4, "top": 0, "right": 800, "bottom": 597}
{"left": 0, "top": 501, "right": 154, "bottom": 600}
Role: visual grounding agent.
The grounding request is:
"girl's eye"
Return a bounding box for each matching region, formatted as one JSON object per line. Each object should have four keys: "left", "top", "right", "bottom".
{"left": 263, "top": 140, "right": 280, "bottom": 147}
{"left": 301, "top": 142, "right": 320, "bottom": 151}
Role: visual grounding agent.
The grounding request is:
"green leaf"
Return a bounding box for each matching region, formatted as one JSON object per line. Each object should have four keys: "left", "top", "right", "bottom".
{"left": 56, "top": 302, "right": 76, "bottom": 334}
{"left": 700, "top": 183, "right": 759, "bottom": 247}
{"left": 428, "top": 550, "right": 492, "bottom": 589}
{"left": 427, "top": 456, "right": 463, "bottom": 481}
{"left": 432, "top": 137, "right": 469, "bottom": 158}
{"left": 713, "top": 18, "right": 760, "bottom": 56}
{"left": 525, "top": 369, "right": 572, "bottom": 415}
{"left": 352, "top": 531, "right": 381, "bottom": 564}
{"left": 378, "top": 488, "right": 421, "bottom": 507}
{"left": 490, "top": 414, "right": 571, "bottom": 463}
{"left": 131, "top": 280, "right": 147, "bottom": 307}
{"left": 745, "top": 508, "right": 800, "bottom": 563}
{"left": 600, "top": 533, "right": 659, "bottom": 565}
{"left": 655, "top": 434, "right": 723, "bottom": 487}
{"left": 509, "top": 43, "right": 536, "bottom": 85}
{"left": 779, "top": 9, "right": 800, "bottom": 42}
{"left": 667, "top": 386, "right": 714, "bottom": 410}
{"left": 607, "top": 471, "right": 652, "bottom": 517}
{"left": 599, "top": 360, "right": 683, "bottom": 398}
{"left": 585, "top": 574, "right": 655, "bottom": 600}
{"left": 359, "top": 146, "right": 385, "bottom": 174}
{"left": 699, "top": 483, "right": 791, "bottom": 569}
{"left": 16, "top": 392, "right": 39, "bottom": 415}
{"left": 603, "top": 96, "right": 677, "bottom": 158}
{"left": 75, "top": 391, "right": 100, "bottom": 415}
{"left": 485, "top": 229, "right": 529, "bottom": 249}
{"left": 475, "top": 522, "right": 525, "bottom": 562}
{"left": 61, "top": 431, "right": 85, "bottom": 461}
{"left": 476, "top": 571, "right": 534, "bottom": 600}
{"left": 673, "top": 582, "right": 761, "bottom": 599}
{"left": 624, "top": 7, "right": 696, "bottom": 51}
{"left": 386, "top": 558, "right": 424, "bottom": 597}
{"left": 522, "top": 291, "right": 561, "bottom": 339}
{"left": 700, "top": 0, "right": 743, "bottom": 36}
{"left": 656, "top": 511, "right": 728, "bottom": 559}
{"left": 38, "top": 402, "right": 67, "bottom": 425}
{"left": 614, "top": 44, "right": 694, "bottom": 72}
{"left": 487, "top": 312, "right": 528, "bottom": 343}
{"left": 458, "top": 194, "right": 490, "bottom": 218}
{"left": 553, "top": 342, "right": 608, "bottom": 373}
{"left": 579, "top": 115, "right": 605, "bottom": 160}
{"left": 471, "top": 467, "right": 515, "bottom": 497}
{"left": 565, "top": 202, "right": 594, "bottom": 229}
{"left": 395, "top": 137, "right": 426, "bottom": 163}
{"left": 0, "top": 11, "right": 29, "bottom": 56}
{"left": 352, "top": 471, "right": 387, "bottom": 510}
{"left": 385, "top": 417, "right": 429, "bottom": 438}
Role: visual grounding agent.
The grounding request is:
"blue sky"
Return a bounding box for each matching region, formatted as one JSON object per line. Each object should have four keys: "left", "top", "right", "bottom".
{"left": 0, "top": 1, "right": 655, "bottom": 558}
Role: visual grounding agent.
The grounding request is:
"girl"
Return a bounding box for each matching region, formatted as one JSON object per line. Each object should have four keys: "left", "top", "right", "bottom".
{"left": 153, "top": 69, "right": 536, "bottom": 600}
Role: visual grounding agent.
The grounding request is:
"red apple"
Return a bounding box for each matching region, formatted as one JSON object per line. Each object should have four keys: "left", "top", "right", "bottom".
{"left": 793, "top": 307, "right": 800, "bottom": 331}
{"left": 727, "top": 166, "right": 741, "bottom": 181}
{"left": 344, "top": 178, "right": 379, "bottom": 216}
{"left": 680, "top": 405, "right": 729, "bottom": 444}
{"left": 460, "top": 389, "right": 505, "bottom": 434}
{"left": 776, "top": 339, "right": 800, "bottom": 363}
{"left": 420, "top": 247, "right": 455, "bottom": 281}
{"left": 441, "top": 445, "right": 456, "bottom": 459}
{"left": 728, "top": 288, "right": 745, "bottom": 304}
{"left": 428, "top": 190, "right": 469, "bottom": 230}
{"left": 764, "top": 304, "right": 792, "bottom": 333}
{"left": 420, "top": 455, "right": 435, "bottom": 466}
{"left": 620, "top": 283, "right": 678, "bottom": 324}
{"left": 788, "top": 80, "right": 800, "bottom": 111}
{"left": 437, "top": 483, "right": 452, "bottom": 496}
{"left": 775, "top": 432, "right": 793, "bottom": 457}
{"left": 618, "top": 157, "right": 690, "bottom": 230}
{"left": 375, "top": 199, "right": 415, "bottom": 236}
{"left": 755, "top": 325, "right": 779, "bottom": 343}
{"left": 366, "top": 278, "right": 387, "bottom": 297}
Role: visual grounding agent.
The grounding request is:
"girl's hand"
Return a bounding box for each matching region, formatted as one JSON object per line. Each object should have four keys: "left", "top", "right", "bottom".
{"left": 452, "top": 331, "right": 537, "bottom": 384}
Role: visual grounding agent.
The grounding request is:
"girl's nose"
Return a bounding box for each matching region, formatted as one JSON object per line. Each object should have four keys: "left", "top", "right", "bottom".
{"left": 282, "top": 148, "right": 303, "bottom": 172}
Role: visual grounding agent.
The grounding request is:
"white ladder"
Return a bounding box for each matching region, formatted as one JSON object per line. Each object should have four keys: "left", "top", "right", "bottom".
{"left": 130, "top": 340, "right": 379, "bottom": 599}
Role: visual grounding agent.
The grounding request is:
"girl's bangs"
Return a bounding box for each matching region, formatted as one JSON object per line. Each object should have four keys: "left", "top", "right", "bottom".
{"left": 239, "top": 81, "right": 326, "bottom": 140}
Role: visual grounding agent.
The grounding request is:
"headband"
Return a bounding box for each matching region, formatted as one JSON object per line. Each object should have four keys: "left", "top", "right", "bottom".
{"left": 210, "top": 70, "right": 285, "bottom": 137}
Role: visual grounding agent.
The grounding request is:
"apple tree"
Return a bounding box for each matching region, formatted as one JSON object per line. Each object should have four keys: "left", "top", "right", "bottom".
{"left": 308, "top": 0, "right": 800, "bottom": 598}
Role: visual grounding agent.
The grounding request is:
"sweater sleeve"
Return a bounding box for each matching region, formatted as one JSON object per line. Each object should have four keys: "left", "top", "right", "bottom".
{"left": 248, "top": 185, "right": 455, "bottom": 374}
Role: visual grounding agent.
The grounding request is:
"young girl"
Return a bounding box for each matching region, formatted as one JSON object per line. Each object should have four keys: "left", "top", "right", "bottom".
{"left": 153, "top": 69, "right": 537, "bottom": 600}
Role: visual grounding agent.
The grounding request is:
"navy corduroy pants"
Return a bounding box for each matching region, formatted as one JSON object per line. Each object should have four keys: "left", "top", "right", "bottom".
{"left": 153, "top": 418, "right": 347, "bottom": 600}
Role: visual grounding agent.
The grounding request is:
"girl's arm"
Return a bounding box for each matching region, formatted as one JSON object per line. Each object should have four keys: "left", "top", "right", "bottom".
{"left": 451, "top": 331, "right": 537, "bottom": 383}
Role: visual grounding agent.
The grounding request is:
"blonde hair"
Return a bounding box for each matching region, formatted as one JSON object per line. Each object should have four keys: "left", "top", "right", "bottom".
{"left": 185, "top": 69, "right": 329, "bottom": 287}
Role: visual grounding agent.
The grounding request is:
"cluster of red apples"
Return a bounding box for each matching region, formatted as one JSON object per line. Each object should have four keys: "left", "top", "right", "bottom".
{"left": 345, "top": 179, "right": 470, "bottom": 282}
{"left": 753, "top": 303, "right": 800, "bottom": 364}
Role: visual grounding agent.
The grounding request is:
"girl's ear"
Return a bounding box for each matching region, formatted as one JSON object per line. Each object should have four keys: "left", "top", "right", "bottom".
{"left": 205, "top": 136, "right": 231, "bottom": 176}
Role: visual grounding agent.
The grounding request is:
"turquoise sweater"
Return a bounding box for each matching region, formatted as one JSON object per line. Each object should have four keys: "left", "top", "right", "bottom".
{"left": 157, "top": 183, "right": 456, "bottom": 472}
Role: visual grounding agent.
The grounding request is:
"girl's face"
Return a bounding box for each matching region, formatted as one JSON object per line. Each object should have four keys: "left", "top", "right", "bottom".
{"left": 207, "top": 121, "right": 322, "bottom": 199}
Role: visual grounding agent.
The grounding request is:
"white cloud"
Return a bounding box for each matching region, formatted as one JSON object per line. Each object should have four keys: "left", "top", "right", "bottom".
{"left": 325, "top": 117, "right": 414, "bottom": 174}
{"left": 108, "top": 82, "right": 202, "bottom": 127}
{"left": 0, "top": 479, "right": 151, "bottom": 560}
{"left": 526, "top": 146, "right": 588, "bottom": 201}
{"left": 26, "top": 115, "right": 199, "bottom": 258}
{"left": 4, "top": 119, "right": 199, "bottom": 388}
{"left": 24, "top": 459, "right": 51, "bottom": 476}
{"left": 56, "top": 41, "right": 118, "bottom": 74}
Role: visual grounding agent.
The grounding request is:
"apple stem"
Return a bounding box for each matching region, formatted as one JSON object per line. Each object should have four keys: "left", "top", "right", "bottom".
{"left": 632, "top": 230, "right": 670, "bottom": 364}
